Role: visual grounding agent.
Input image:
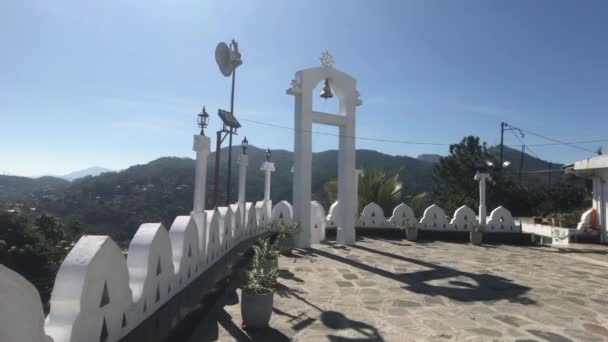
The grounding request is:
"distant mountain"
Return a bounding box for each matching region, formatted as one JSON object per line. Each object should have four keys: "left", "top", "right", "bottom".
{"left": 417, "top": 154, "right": 442, "bottom": 163}
{"left": 61, "top": 167, "right": 113, "bottom": 181}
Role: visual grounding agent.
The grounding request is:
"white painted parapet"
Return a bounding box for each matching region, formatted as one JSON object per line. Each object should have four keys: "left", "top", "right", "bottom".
{"left": 168, "top": 216, "right": 200, "bottom": 291}
{"left": 326, "top": 201, "right": 339, "bottom": 228}
{"left": 450, "top": 205, "right": 478, "bottom": 231}
{"left": 418, "top": 204, "right": 451, "bottom": 231}
{"left": 389, "top": 203, "right": 417, "bottom": 228}
{"left": 0, "top": 265, "right": 52, "bottom": 342}
{"left": 311, "top": 201, "right": 326, "bottom": 244}
{"left": 359, "top": 202, "right": 389, "bottom": 228}
{"left": 271, "top": 200, "right": 294, "bottom": 225}
{"left": 45, "top": 236, "right": 133, "bottom": 342}
{"left": 126, "top": 223, "right": 175, "bottom": 326}
{"left": 486, "top": 206, "right": 519, "bottom": 232}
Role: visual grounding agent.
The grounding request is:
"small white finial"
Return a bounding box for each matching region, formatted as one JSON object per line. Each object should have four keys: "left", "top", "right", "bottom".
{"left": 320, "top": 51, "right": 334, "bottom": 68}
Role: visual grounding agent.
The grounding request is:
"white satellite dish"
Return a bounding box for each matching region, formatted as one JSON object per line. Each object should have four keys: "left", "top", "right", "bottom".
{"left": 215, "top": 42, "right": 233, "bottom": 77}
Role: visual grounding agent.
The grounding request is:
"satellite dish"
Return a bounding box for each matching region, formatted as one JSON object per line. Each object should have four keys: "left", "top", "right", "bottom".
{"left": 215, "top": 42, "right": 233, "bottom": 77}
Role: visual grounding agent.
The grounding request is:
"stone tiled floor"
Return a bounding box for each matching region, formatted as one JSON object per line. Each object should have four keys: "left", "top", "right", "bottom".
{"left": 210, "top": 238, "right": 608, "bottom": 341}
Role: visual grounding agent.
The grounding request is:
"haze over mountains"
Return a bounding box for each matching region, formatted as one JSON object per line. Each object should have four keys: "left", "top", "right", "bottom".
{"left": 60, "top": 166, "right": 114, "bottom": 181}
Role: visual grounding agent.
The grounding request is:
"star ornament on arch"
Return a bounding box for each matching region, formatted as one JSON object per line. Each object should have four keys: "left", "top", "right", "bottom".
{"left": 320, "top": 51, "right": 334, "bottom": 68}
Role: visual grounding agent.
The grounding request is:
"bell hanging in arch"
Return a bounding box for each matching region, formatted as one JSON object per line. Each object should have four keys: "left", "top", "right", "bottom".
{"left": 319, "top": 78, "right": 333, "bottom": 100}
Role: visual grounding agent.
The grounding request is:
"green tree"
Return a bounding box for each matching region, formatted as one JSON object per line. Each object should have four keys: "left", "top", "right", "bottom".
{"left": 433, "top": 136, "right": 495, "bottom": 202}
{"left": 410, "top": 192, "right": 433, "bottom": 218}
{"left": 0, "top": 211, "right": 84, "bottom": 307}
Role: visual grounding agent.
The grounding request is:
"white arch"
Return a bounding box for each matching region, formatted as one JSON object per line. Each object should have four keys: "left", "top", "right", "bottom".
{"left": 45, "top": 236, "right": 132, "bottom": 342}
{"left": 389, "top": 203, "right": 417, "bottom": 228}
{"left": 418, "top": 204, "right": 451, "bottom": 231}
{"left": 311, "top": 201, "right": 326, "bottom": 244}
{"left": 169, "top": 215, "right": 200, "bottom": 290}
{"left": 359, "top": 202, "right": 388, "bottom": 228}
{"left": 450, "top": 205, "right": 478, "bottom": 231}
{"left": 0, "top": 265, "right": 52, "bottom": 342}
{"left": 486, "top": 206, "right": 518, "bottom": 232}
{"left": 288, "top": 63, "right": 361, "bottom": 247}
{"left": 326, "top": 201, "right": 339, "bottom": 228}
{"left": 272, "top": 200, "right": 294, "bottom": 225}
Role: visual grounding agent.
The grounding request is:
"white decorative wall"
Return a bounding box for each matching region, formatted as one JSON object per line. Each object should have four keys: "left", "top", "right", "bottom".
{"left": 418, "top": 204, "right": 451, "bottom": 231}
{"left": 271, "top": 200, "right": 294, "bottom": 225}
{"left": 0, "top": 265, "right": 52, "bottom": 342}
{"left": 45, "top": 236, "right": 133, "bottom": 342}
{"left": 359, "top": 202, "right": 389, "bottom": 228}
{"left": 0, "top": 199, "right": 546, "bottom": 342}
{"left": 326, "top": 201, "right": 339, "bottom": 228}
{"left": 450, "top": 205, "right": 478, "bottom": 231}
{"left": 310, "top": 201, "right": 326, "bottom": 244}
{"left": 126, "top": 223, "right": 175, "bottom": 326}
{"left": 389, "top": 203, "right": 417, "bottom": 228}
{"left": 486, "top": 206, "right": 518, "bottom": 232}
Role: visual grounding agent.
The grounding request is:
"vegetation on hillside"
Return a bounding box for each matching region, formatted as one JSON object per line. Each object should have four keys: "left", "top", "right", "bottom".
{"left": 0, "top": 211, "right": 84, "bottom": 309}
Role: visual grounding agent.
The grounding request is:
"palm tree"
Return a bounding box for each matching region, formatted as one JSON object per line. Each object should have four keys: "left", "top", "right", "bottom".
{"left": 324, "top": 168, "right": 402, "bottom": 214}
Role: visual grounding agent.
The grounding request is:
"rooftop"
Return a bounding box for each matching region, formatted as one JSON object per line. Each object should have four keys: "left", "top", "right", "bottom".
{"left": 202, "top": 238, "right": 608, "bottom": 341}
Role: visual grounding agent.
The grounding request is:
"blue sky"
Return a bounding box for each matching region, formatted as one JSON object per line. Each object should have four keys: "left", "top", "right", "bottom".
{"left": 1, "top": 0, "right": 607, "bottom": 177}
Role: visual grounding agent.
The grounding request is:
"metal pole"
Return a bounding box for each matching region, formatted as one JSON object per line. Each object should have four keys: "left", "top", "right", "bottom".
{"left": 225, "top": 68, "right": 236, "bottom": 205}
{"left": 499, "top": 122, "right": 505, "bottom": 172}
{"left": 213, "top": 130, "right": 222, "bottom": 208}
{"left": 518, "top": 144, "right": 525, "bottom": 184}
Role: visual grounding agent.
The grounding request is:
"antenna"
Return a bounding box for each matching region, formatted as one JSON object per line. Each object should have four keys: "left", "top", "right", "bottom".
{"left": 215, "top": 42, "right": 233, "bottom": 77}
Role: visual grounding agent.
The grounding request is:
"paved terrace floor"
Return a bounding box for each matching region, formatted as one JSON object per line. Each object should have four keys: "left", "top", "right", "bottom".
{"left": 192, "top": 238, "right": 608, "bottom": 342}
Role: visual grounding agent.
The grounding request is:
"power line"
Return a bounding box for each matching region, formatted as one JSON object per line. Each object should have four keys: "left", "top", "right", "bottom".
{"left": 525, "top": 139, "right": 608, "bottom": 147}
{"left": 241, "top": 117, "right": 608, "bottom": 150}
{"left": 506, "top": 124, "right": 597, "bottom": 154}
{"left": 240, "top": 118, "right": 451, "bottom": 146}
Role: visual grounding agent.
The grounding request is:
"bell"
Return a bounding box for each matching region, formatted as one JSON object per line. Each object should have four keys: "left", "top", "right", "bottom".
{"left": 319, "top": 78, "right": 333, "bottom": 100}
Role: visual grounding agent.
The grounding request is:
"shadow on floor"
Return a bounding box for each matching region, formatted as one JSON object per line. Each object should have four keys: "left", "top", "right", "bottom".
{"left": 275, "top": 283, "right": 385, "bottom": 341}
{"left": 310, "top": 242, "right": 533, "bottom": 304}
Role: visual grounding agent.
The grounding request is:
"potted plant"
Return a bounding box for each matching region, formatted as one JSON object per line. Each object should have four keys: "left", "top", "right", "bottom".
{"left": 273, "top": 220, "right": 301, "bottom": 254}
{"left": 470, "top": 223, "right": 484, "bottom": 245}
{"left": 252, "top": 238, "right": 279, "bottom": 272}
{"left": 402, "top": 222, "right": 418, "bottom": 241}
{"left": 241, "top": 243, "right": 278, "bottom": 329}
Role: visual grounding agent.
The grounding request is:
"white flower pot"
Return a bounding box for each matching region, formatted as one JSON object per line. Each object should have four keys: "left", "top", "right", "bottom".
{"left": 241, "top": 291, "right": 273, "bottom": 328}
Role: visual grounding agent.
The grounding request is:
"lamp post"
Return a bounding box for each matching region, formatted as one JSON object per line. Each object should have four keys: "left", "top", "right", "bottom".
{"left": 474, "top": 160, "right": 510, "bottom": 224}
{"left": 197, "top": 107, "right": 209, "bottom": 136}
{"left": 474, "top": 171, "right": 491, "bottom": 225}
{"left": 237, "top": 137, "right": 249, "bottom": 226}
{"left": 193, "top": 108, "right": 211, "bottom": 214}
{"left": 260, "top": 148, "right": 275, "bottom": 219}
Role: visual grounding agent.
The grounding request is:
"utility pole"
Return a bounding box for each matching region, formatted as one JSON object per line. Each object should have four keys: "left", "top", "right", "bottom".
{"left": 499, "top": 122, "right": 505, "bottom": 172}
{"left": 225, "top": 68, "right": 236, "bottom": 206}
{"left": 518, "top": 144, "right": 525, "bottom": 184}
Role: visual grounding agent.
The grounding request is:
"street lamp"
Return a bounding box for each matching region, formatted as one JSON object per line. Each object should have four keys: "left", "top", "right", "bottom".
{"left": 197, "top": 107, "right": 209, "bottom": 136}
{"left": 266, "top": 148, "right": 271, "bottom": 162}
{"left": 241, "top": 137, "right": 248, "bottom": 155}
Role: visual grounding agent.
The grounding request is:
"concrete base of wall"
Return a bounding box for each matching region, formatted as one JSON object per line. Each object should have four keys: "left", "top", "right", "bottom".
{"left": 120, "top": 233, "right": 268, "bottom": 342}
{"left": 324, "top": 228, "right": 535, "bottom": 245}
